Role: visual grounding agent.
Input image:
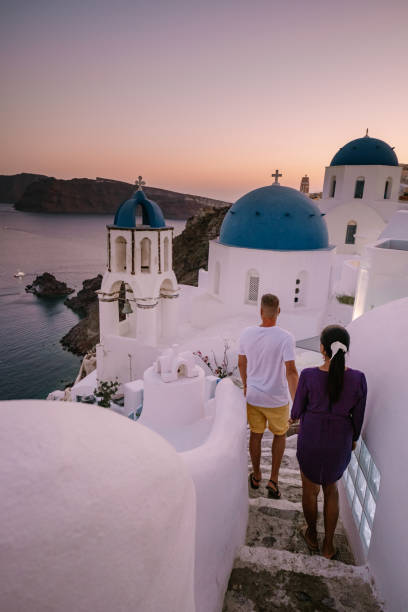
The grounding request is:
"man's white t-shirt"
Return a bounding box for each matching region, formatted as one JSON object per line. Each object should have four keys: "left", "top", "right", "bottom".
{"left": 239, "top": 325, "right": 296, "bottom": 408}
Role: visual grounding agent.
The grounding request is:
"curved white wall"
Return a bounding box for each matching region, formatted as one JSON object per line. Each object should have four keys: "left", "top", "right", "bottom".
{"left": 324, "top": 201, "right": 385, "bottom": 254}
{"left": 341, "top": 298, "right": 408, "bottom": 611}
{"left": 181, "top": 378, "right": 248, "bottom": 612}
{"left": 0, "top": 400, "right": 196, "bottom": 612}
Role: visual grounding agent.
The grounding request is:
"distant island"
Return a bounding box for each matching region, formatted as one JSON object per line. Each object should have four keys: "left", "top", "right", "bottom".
{"left": 0, "top": 173, "right": 230, "bottom": 220}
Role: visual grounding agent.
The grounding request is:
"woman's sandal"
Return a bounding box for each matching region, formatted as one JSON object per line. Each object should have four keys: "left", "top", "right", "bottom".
{"left": 266, "top": 480, "right": 281, "bottom": 499}
{"left": 249, "top": 473, "right": 261, "bottom": 490}
{"left": 299, "top": 526, "right": 319, "bottom": 553}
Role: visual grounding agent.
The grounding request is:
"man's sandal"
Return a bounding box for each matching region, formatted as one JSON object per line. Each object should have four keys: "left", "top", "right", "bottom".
{"left": 249, "top": 473, "right": 261, "bottom": 490}
{"left": 266, "top": 480, "right": 281, "bottom": 499}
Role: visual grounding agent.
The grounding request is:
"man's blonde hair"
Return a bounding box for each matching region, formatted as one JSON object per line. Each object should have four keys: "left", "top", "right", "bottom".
{"left": 261, "top": 294, "right": 279, "bottom": 318}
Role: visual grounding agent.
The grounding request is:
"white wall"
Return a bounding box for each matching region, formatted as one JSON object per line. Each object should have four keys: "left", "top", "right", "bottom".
{"left": 321, "top": 164, "right": 401, "bottom": 221}
{"left": 339, "top": 298, "right": 408, "bottom": 611}
{"left": 353, "top": 242, "right": 408, "bottom": 317}
{"left": 181, "top": 378, "right": 248, "bottom": 612}
{"left": 192, "top": 240, "right": 334, "bottom": 339}
{"left": 0, "top": 399, "right": 196, "bottom": 612}
{"left": 323, "top": 202, "right": 385, "bottom": 255}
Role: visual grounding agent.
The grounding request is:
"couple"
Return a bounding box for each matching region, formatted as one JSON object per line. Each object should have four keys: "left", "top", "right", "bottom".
{"left": 238, "top": 294, "right": 367, "bottom": 559}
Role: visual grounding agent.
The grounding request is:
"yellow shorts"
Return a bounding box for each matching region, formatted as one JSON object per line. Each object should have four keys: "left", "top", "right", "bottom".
{"left": 247, "top": 402, "right": 289, "bottom": 435}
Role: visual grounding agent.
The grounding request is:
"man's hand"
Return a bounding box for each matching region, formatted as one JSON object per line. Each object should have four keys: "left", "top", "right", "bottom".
{"left": 288, "top": 418, "right": 298, "bottom": 425}
{"left": 285, "top": 360, "right": 299, "bottom": 402}
{"left": 238, "top": 354, "right": 247, "bottom": 397}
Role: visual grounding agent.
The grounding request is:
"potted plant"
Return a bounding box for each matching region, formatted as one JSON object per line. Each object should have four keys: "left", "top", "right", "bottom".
{"left": 94, "top": 379, "right": 119, "bottom": 408}
{"left": 194, "top": 339, "right": 238, "bottom": 380}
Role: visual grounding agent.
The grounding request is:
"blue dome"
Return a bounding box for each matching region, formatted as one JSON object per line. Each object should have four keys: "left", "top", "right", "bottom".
{"left": 113, "top": 189, "right": 166, "bottom": 228}
{"left": 330, "top": 136, "right": 398, "bottom": 167}
{"left": 219, "top": 185, "right": 329, "bottom": 251}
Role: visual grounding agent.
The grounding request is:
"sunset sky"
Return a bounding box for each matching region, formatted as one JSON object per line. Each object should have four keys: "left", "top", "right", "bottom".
{"left": 1, "top": 0, "right": 407, "bottom": 201}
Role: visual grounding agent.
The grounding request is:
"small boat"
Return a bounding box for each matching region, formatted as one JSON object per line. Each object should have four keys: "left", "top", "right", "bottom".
{"left": 14, "top": 270, "right": 26, "bottom": 278}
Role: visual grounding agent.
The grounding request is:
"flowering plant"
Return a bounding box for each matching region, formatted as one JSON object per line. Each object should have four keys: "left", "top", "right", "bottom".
{"left": 194, "top": 340, "right": 237, "bottom": 379}
{"left": 94, "top": 379, "right": 119, "bottom": 408}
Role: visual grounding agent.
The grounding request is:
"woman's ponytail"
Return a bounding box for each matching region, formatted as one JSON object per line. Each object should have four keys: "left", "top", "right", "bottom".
{"left": 320, "top": 325, "right": 350, "bottom": 404}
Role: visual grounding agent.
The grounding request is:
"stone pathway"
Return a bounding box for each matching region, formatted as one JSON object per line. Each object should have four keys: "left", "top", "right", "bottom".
{"left": 223, "top": 431, "right": 383, "bottom": 612}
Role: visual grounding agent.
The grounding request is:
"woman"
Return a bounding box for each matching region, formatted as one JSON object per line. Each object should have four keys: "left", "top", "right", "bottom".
{"left": 290, "top": 325, "right": 367, "bottom": 559}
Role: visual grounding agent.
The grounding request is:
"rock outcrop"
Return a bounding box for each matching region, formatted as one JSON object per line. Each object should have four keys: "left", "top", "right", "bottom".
{"left": 173, "top": 205, "right": 229, "bottom": 285}
{"left": 61, "top": 276, "right": 102, "bottom": 356}
{"left": 14, "top": 176, "right": 230, "bottom": 220}
{"left": 64, "top": 274, "right": 102, "bottom": 316}
{"left": 0, "top": 173, "right": 48, "bottom": 203}
{"left": 25, "top": 273, "right": 74, "bottom": 297}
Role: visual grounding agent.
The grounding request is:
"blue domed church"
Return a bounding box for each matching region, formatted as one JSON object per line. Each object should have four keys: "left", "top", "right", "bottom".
{"left": 320, "top": 132, "right": 402, "bottom": 255}
{"left": 192, "top": 172, "right": 335, "bottom": 339}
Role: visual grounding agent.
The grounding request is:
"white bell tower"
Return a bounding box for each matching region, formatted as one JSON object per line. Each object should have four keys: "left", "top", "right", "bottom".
{"left": 96, "top": 177, "right": 179, "bottom": 383}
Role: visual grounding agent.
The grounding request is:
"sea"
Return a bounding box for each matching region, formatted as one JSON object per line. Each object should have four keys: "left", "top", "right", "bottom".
{"left": 0, "top": 203, "right": 185, "bottom": 401}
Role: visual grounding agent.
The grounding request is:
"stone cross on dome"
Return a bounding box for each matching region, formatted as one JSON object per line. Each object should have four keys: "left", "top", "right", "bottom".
{"left": 271, "top": 169, "right": 282, "bottom": 185}
{"left": 134, "top": 175, "right": 146, "bottom": 191}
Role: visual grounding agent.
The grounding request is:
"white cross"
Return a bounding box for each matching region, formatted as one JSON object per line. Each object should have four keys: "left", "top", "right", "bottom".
{"left": 135, "top": 175, "right": 146, "bottom": 191}
{"left": 271, "top": 169, "right": 282, "bottom": 185}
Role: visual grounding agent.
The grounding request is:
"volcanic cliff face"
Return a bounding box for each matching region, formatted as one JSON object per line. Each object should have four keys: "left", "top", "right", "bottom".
{"left": 0, "top": 173, "right": 48, "bottom": 203}
{"left": 14, "top": 177, "right": 230, "bottom": 220}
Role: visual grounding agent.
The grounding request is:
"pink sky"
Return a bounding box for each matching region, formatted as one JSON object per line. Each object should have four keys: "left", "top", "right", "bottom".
{"left": 1, "top": 0, "right": 407, "bottom": 201}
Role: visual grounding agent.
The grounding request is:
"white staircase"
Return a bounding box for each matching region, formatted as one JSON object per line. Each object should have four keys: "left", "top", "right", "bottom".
{"left": 223, "top": 432, "right": 384, "bottom": 611}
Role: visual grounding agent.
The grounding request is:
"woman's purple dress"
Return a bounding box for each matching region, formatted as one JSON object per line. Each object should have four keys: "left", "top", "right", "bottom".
{"left": 291, "top": 367, "right": 367, "bottom": 485}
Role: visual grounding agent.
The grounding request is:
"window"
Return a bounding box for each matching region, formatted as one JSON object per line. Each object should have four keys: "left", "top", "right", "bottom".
{"left": 141, "top": 237, "right": 151, "bottom": 272}
{"left": 345, "top": 221, "right": 357, "bottom": 245}
{"left": 163, "top": 237, "right": 169, "bottom": 272}
{"left": 354, "top": 179, "right": 365, "bottom": 199}
{"left": 214, "top": 261, "right": 221, "bottom": 295}
{"left": 294, "top": 272, "right": 307, "bottom": 306}
{"left": 343, "top": 438, "right": 380, "bottom": 554}
{"left": 384, "top": 179, "right": 392, "bottom": 200}
{"left": 330, "top": 176, "right": 336, "bottom": 198}
{"left": 246, "top": 271, "right": 259, "bottom": 304}
{"left": 115, "top": 237, "right": 127, "bottom": 272}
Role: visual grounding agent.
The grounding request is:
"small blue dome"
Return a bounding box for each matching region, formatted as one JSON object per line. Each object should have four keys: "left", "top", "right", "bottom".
{"left": 113, "top": 189, "right": 166, "bottom": 228}
{"left": 219, "top": 185, "right": 329, "bottom": 251}
{"left": 330, "top": 136, "right": 398, "bottom": 167}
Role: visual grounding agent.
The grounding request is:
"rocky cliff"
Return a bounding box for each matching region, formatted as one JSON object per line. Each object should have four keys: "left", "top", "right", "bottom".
{"left": 60, "top": 205, "right": 229, "bottom": 355}
{"left": 14, "top": 176, "right": 230, "bottom": 220}
{"left": 0, "top": 173, "right": 47, "bottom": 203}
{"left": 173, "top": 205, "right": 229, "bottom": 285}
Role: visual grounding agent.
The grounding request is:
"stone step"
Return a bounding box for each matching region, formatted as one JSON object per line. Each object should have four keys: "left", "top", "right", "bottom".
{"left": 246, "top": 502, "right": 353, "bottom": 563}
{"left": 223, "top": 546, "right": 383, "bottom": 612}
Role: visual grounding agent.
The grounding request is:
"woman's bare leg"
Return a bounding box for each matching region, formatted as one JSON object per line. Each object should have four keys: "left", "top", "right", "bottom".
{"left": 301, "top": 471, "right": 320, "bottom": 549}
{"left": 322, "top": 482, "right": 339, "bottom": 558}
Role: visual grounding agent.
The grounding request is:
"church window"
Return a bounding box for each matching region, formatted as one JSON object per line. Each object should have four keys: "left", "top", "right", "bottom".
{"left": 294, "top": 272, "right": 307, "bottom": 306}
{"left": 246, "top": 270, "right": 260, "bottom": 304}
{"left": 345, "top": 221, "right": 357, "bottom": 245}
{"left": 354, "top": 178, "right": 365, "bottom": 199}
{"left": 330, "top": 176, "right": 336, "bottom": 197}
{"left": 115, "top": 236, "right": 127, "bottom": 272}
{"left": 384, "top": 179, "right": 392, "bottom": 199}
{"left": 343, "top": 438, "right": 380, "bottom": 555}
{"left": 141, "top": 237, "right": 151, "bottom": 272}
{"left": 214, "top": 261, "right": 221, "bottom": 295}
{"left": 163, "top": 237, "right": 170, "bottom": 272}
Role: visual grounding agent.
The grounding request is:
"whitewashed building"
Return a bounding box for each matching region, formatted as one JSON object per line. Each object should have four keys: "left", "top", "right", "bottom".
{"left": 96, "top": 181, "right": 179, "bottom": 383}
{"left": 192, "top": 174, "right": 335, "bottom": 340}
{"left": 353, "top": 209, "right": 408, "bottom": 318}
{"left": 320, "top": 133, "right": 402, "bottom": 254}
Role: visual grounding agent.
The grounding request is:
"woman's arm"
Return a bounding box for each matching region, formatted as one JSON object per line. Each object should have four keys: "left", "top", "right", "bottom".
{"left": 351, "top": 373, "right": 367, "bottom": 442}
{"left": 291, "top": 371, "right": 308, "bottom": 420}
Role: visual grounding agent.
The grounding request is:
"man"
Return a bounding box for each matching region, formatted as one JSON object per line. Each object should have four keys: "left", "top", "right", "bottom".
{"left": 238, "top": 294, "right": 299, "bottom": 499}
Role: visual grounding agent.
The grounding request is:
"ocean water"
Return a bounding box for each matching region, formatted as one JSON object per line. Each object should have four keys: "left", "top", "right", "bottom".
{"left": 0, "top": 203, "right": 185, "bottom": 400}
